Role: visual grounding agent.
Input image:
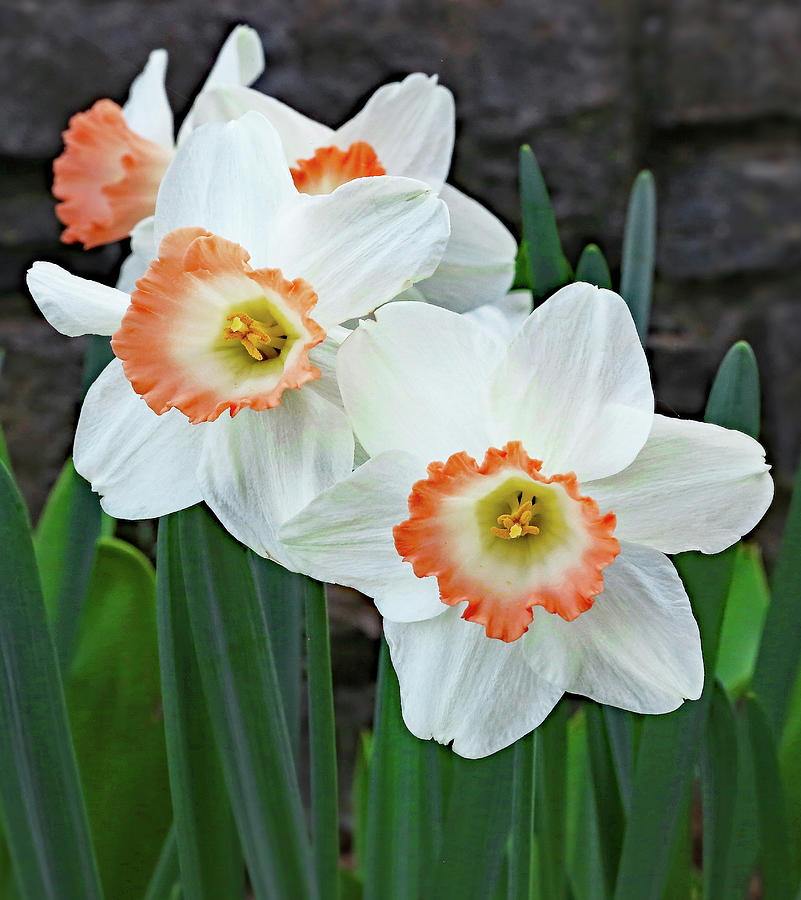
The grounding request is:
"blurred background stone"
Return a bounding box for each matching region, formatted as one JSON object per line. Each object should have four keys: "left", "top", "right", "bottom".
{"left": 2, "top": 0, "right": 800, "bottom": 835}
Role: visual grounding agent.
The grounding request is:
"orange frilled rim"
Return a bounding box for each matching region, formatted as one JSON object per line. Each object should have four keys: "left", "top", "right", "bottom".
{"left": 393, "top": 441, "right": 620, "bottom": 642}
{"left": 112, "top": 227, "right": 326, "bottom": 424}
{"left": 53, "top": 99, "right": 172, "bottom": 249}
{"left": 290, "top": 141, "right": 386, "bottom": 195}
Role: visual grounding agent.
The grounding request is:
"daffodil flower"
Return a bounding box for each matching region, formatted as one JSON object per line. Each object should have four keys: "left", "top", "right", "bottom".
{"left": 191, "top": 73, "right": 517, "bottom": 313}
{"left": 278, "top": 285, "right": 774, "bottom": 758}
{"left": 28, "top": 113, "right": 449, "bottom": 562}
{"left": 53, "top": 25, "right": 264, "bottom": 249}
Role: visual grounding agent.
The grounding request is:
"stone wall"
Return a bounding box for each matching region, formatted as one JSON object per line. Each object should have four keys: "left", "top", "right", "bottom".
{"left": 2, "top": 0, "right": 799, "bottom": 527}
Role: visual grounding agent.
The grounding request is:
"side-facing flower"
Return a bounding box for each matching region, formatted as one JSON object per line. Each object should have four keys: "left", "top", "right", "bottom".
{"left": 28, "top": 113, "right": 450, "bottom": 563}
{"left": 277, "top": 285, "right": 773, "bottom": 758}
{"left": 53, "top": 25, "right": 264, "bottom": 248}
{"left": 191, "top": 73, "right": 517, "bottom": 313}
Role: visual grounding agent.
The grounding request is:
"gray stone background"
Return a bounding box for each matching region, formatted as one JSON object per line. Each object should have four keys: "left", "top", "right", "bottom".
{"left": 1, "top": 0, "right": 800, "bottom": 812}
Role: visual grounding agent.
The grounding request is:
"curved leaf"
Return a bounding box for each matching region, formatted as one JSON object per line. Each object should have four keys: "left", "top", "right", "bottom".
{"left": 620, "top": 171, "right": 656, "bottom": 343}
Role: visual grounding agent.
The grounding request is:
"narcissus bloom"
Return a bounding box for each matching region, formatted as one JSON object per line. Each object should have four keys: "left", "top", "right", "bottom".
{"left": 279, "top": 285, "right": 774, "bottom": 758}
{"left": 53, "top": 25, "right": 264, "bottom": 248}
{"left": 28, "top": 113, "right": 449, "bottom": 559}
{"left": 192, "top": 73, "right": 517, "bottom": 312}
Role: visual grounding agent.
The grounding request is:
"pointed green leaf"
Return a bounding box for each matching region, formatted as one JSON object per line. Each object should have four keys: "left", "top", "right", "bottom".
{"left": 507, "top": 730, "right": 537, "bottom": 899}
{"left": 566, "top": 709, "right": 605, "bottom": 900}
{"left": 535, "top": 701, "right": 569, "bottom": 899}
{"left": 305, "top": 580, "right": 339, "bottom": 900}
{"left": 753, "top": 455, "right": 801, "bottom": 734}
{"left": 248, "top": 553, "right": 304, "bottom": 759}
{"left": 143, "top": 826, "right": 180, "bottom": 900}
{"left": 156, "top": 516, "right": 243, "bottom": 900}
{"left": 351, "top": 731, "right": 373, "bottom": 875}
{"left": 432, "top": 744, "right": 515, "bottom": 899}
{"left": 34, "top": 459, "right": 103, "bottom": 670}
{"left": 66, "top": 537, "right": 171, "bottom": 898}
{"left": 700, "top": 681, "right": 738, "bottom": 899}
{"left": 519, "top": 145, "right": 572, "bottom": 301}
{"left": 715, "top": 544, "right": 770, "bottom": 696}
{"left": 175, "top": 505, "right": 314, "bottom": 900}
{"left": 0, "top": 460, "right": 102, "bottom": 899}
{"left": 585, "top": 704, "right": 625, "bottom": 896}
{"left": 364, "top": 640, "right": 444, "bottom": 900}
{"left": 746, "top": 695, "right": 795, "bottom": 898}
{"left": 513, "top": 242, "right": 532, "bottom": 291}
{"left": 575, "top": 244, "right": 612, "bottom": 290}
{"left": 704, "top": 341, "right": 760, "bottom": 438}
{"left": 620, "top": 171, "right": 656, "bottom": 343}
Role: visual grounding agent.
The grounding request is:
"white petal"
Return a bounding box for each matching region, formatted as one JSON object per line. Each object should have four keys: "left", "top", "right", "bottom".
{"left": 280, "top": 452, "right": 442, "bottom": 621}
{"left": 197, "top": 390, "right": 354, "bottom": 566}
{"left": 177, "top": 25, "right": 265, "bottom": 144}
{"left": 490, "top": 283, "right": 654, "bottom": 482}
{"left": 74, "top": 359, "right": 204, "bottom": 518}
{"left": 462, "top": 290, "right": 532, "bottom": 342}
{"left": 413, "top": 184, "right": 517, "bottom": 312}
{"left": 122, "top": 49, "right": 174, "bottom": 150}
{"left": 268, "top": 176, "right": 449, "bottom": 326}
{"left": 115, "top": 216, "right": 156, "bottom": 293}
{"left": 190, "top": 85, "right": 333, "bottom": 163}
{"left": 154, "top": 112, "right": 296, "bottom": 260}
{"left": 385, "top": 607, "right": 564, "bottom": 758}
{"left": 304, "top": 326, "right": 350, "bottom": 411}
{"left": 335, "top": 73, "right": 455, "bottom": 192}
{"left": 522, "top": 542, "right": 704, "bottom": 713}
{"left": 27, "top": 262, "right": 130, "bottom": 337}
{"left": 584, "top": 415, "right": 773, "bottom": 555}
{"left": 337, "top": 302, "right": 501, "bottom": 462}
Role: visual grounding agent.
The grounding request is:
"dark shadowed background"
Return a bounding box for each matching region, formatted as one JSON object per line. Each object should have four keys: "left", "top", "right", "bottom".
{"left": 1, "top": 0, "right": 800, "bottom": 819}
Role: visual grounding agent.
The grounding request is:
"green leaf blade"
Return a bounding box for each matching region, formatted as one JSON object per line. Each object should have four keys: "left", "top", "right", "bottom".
{"left": 620, "top": 171, "right": 656, "bottom": 343}
{"left": 575, "top": 244, "right": 612, "bottom": 290}
{"left": 175, "top": 506, "right": 314, "bottom": 900}
{"left": 704, "top": 341, "right": 760, "bottom": 438}
{"left": 0, "top": 461, "right": 102, "bottom": 900}
{"left": 519, "top": 145, "right": 572, "bottom": 301}
{"left": 156, "top": 515, "right": 243, "bottom": 900}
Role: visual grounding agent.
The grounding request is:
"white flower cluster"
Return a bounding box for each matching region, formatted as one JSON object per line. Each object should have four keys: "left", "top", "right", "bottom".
{"left": 27, "top": 26, "right": 772, "bottom": 758}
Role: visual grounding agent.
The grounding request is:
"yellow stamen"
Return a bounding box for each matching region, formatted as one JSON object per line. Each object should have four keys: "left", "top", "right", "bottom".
{"left": 223, "top": 313, "right": 287, "bottom": 361}
{"left": 491, "top": 495, "right": 541, "bottom": 540}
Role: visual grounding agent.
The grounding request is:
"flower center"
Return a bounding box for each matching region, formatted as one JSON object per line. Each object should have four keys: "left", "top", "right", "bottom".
{"left": 491, "top": 490, "right": 541, "bottom": 540}
{"left": 223, "top": 313, "right": 287, "bottom": 361}
{"left": 291, "top": 142, "right": 386, "bottom": 195}
{"left": 112, "top": 228, "right": 325, "bottom": 423}
{"left": 393, "top": 442, "right": 620, "bottom": 642}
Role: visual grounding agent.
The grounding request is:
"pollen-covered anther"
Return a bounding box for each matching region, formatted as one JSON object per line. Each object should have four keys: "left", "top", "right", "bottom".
{"left": 223, "top": 313, "right": 287, "bottom": 361}
{"left": 491, "top": 499, "right": 540, "bottom": 540}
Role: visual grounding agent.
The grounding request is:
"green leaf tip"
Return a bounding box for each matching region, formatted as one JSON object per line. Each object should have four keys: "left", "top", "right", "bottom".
{"left": 704, "top": 341, "right": 760, "bottom": 438}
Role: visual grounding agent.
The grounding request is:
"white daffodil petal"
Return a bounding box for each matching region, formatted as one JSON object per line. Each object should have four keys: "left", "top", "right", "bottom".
{"left": 268, "top": 176, "right": 449, "bottom": 327}
{"left": 280, "top": 451, "right": 444, "bottom": 622}
{"left": 74, "top": 359, "right": 204, "bottom": 518}
{"left": 523, "top": 542, "right": 703, "bottom": 714}
{"left": 122, "top": 49, "right": 174, "bottom": 150}
{"left": 305, "top": 328, "right": 350, "bottom": 411}
{"left": 116, "top": 216, "right": 156, "bottom": 293}
{"left": 584, "top": 415, "right": 773, "bottom": 555}
{"left": 155, "top": 112, "right": 296, "bottom": 259}
{"left": 385, "top": 607, "right": 564, "bottom": 758}
{"left": 335, "top": 73, "right": 455, "bottom": 192}
{"left": 491, "top": 283, "right": 654, "bottom": 482}
{"left": 177, "top": 25, "right": 265, "bottom": 144}
{"left": 413, "top": 184, "right": 517, "bottom": 312}
{"left": 197, "top": 390, "right": 354, "bottom": 566}
{"left": 27, "top": 262, "right": 130, "bottom": 337}
{"left": 462, "top": 290, "right": 533, "bottom": 342}
{"left": 191, "top": 85, "right": 333, "bottom": 163}
{"left": 337, "top": 302, "right": 501, "bottom": 462}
